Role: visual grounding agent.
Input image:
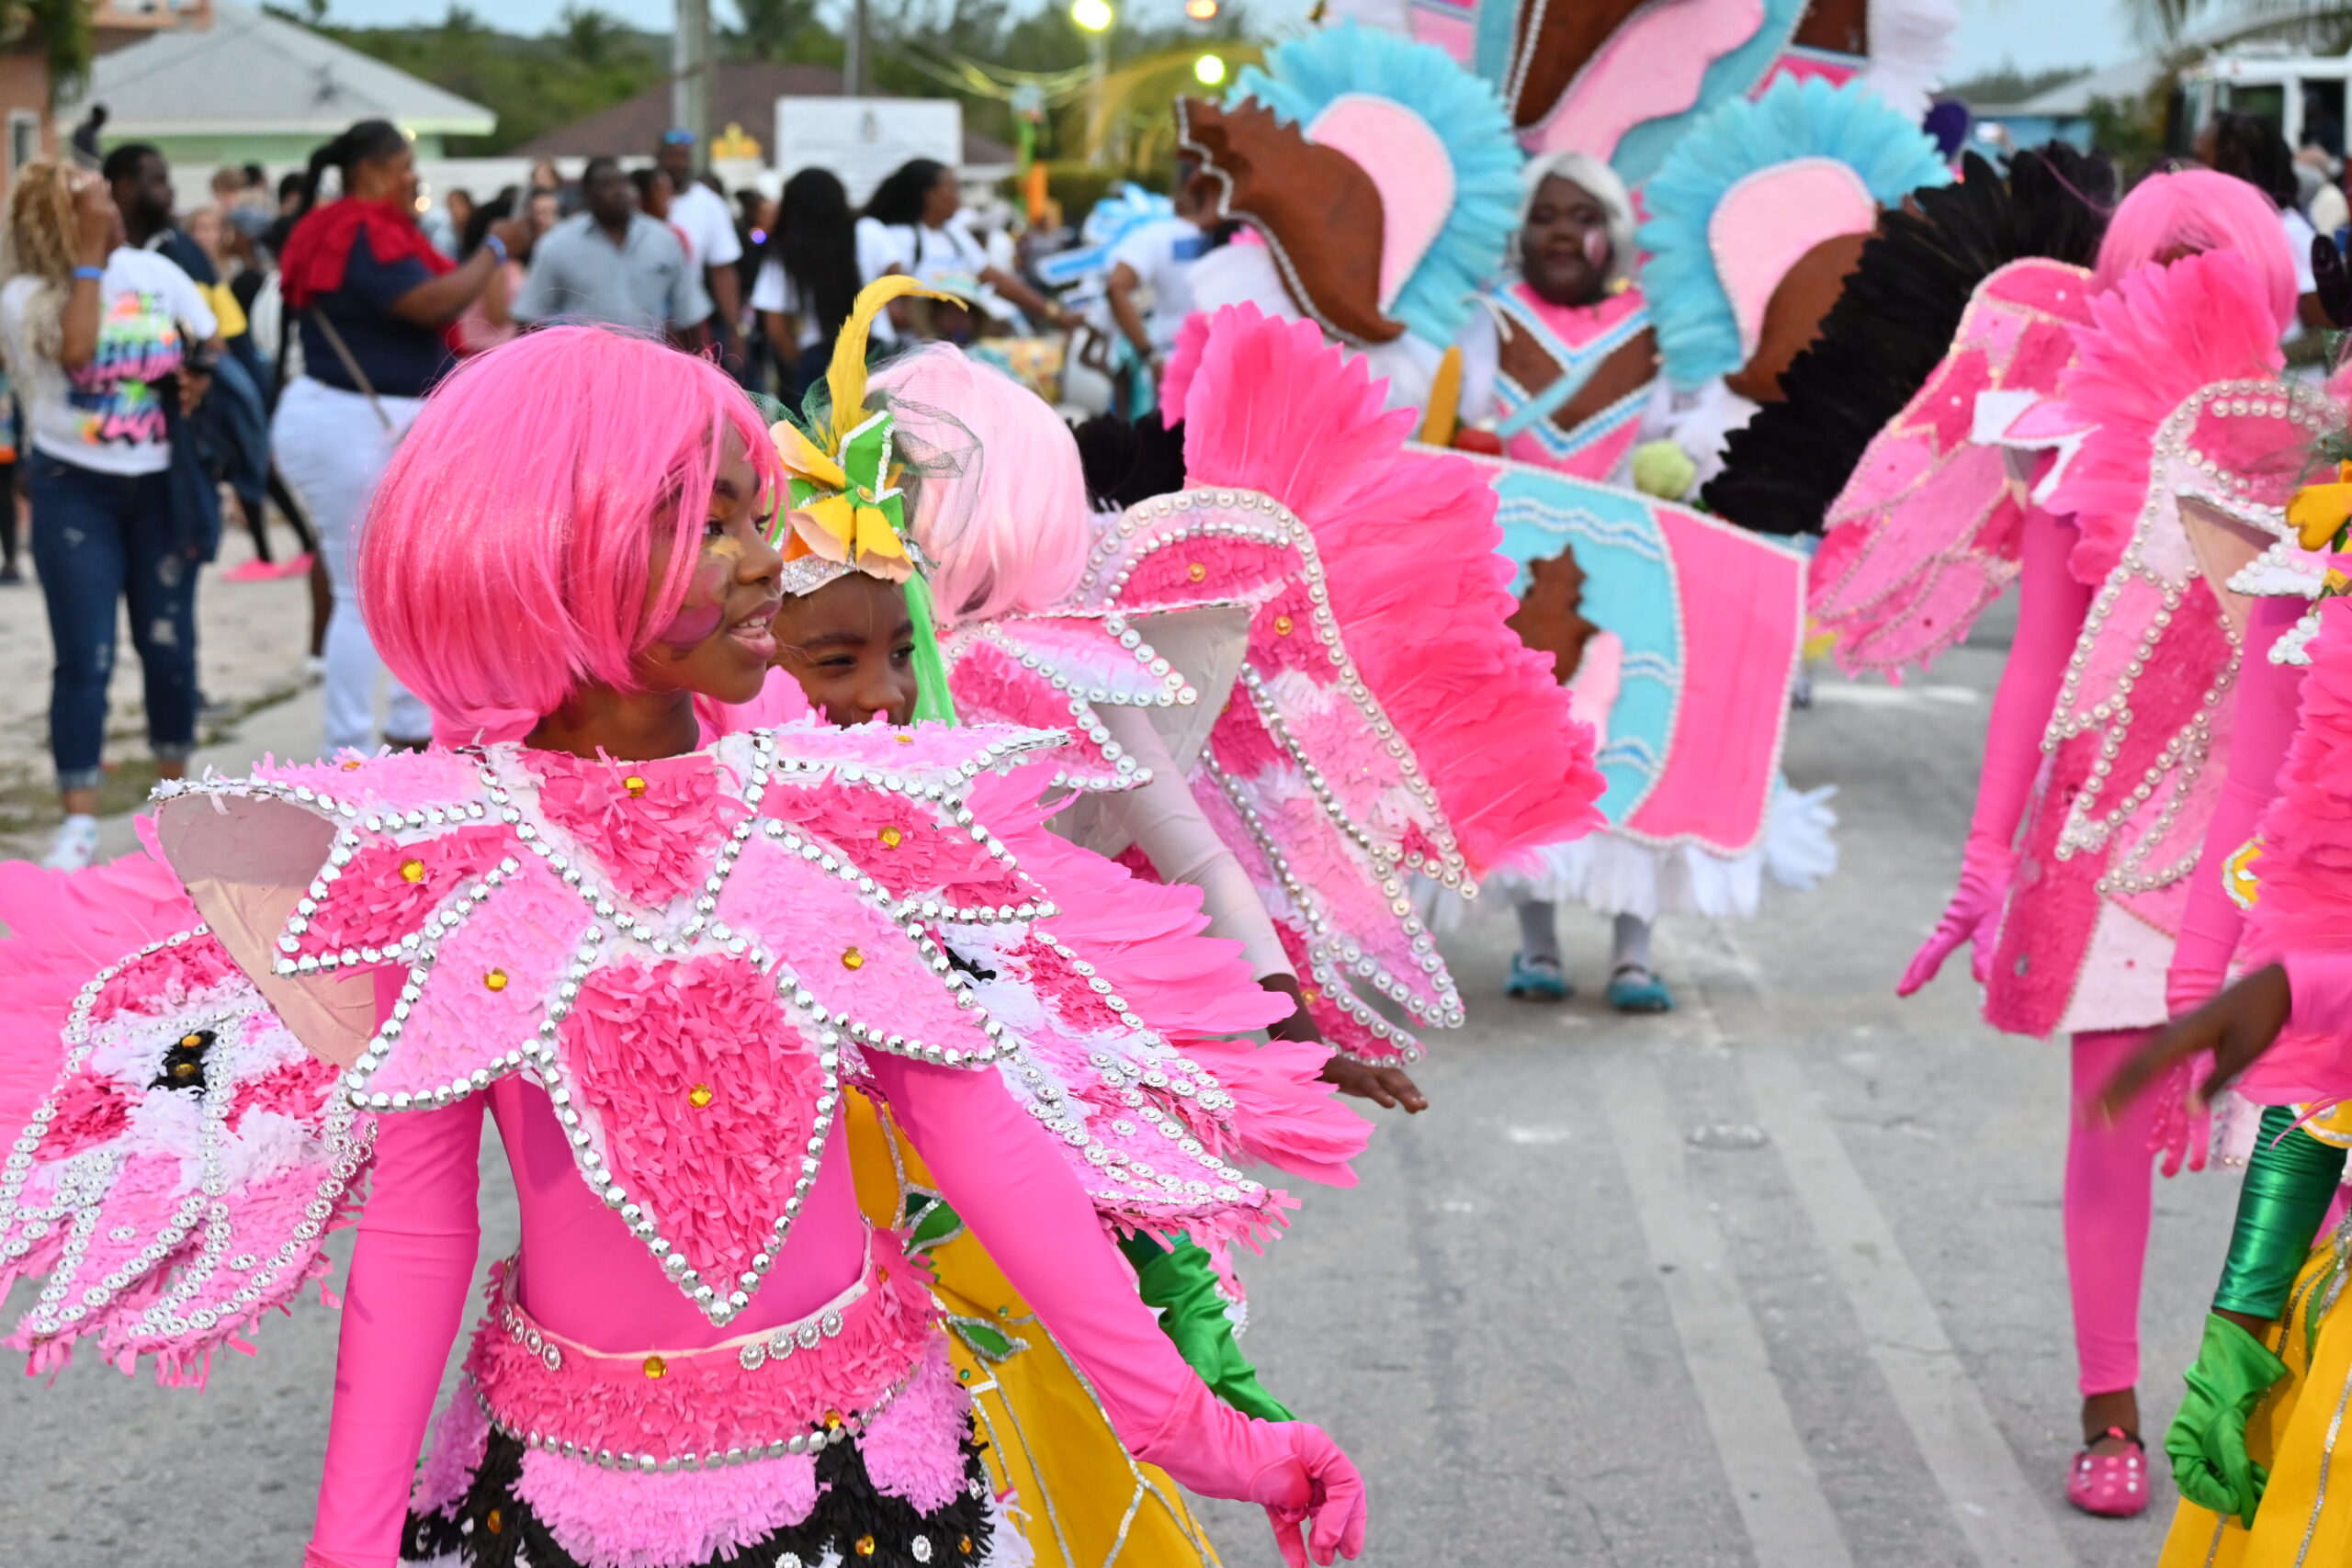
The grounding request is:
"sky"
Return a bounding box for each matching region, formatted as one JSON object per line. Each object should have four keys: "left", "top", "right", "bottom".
{"left": 315, "top": 0, "right": 2145, "bottom": 85}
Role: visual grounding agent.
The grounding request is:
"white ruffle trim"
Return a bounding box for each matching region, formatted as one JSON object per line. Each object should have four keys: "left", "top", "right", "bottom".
{"left": 1434, "top": 780, "right": 1838, "bottom": 924}
{"left": 1856, "top": 0, "right": 1959, "bottom": 121}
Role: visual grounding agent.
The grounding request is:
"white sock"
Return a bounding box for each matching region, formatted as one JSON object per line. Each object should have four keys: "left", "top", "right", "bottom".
{"left": 1611, "top": 913, "right": 1653, "bottom": 974}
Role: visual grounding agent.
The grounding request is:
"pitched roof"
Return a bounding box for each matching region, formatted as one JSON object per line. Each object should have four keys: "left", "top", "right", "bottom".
{"left": 61, "top": 2, "right": 494, "bottom": 138}
{"left": 515, "top": 61, "right": 1015, "bottom": 166}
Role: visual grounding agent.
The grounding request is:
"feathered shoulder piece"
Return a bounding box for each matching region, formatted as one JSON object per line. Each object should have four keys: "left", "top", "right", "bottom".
{"left": 1708, "top": 146, "right": 2113, "bottom": 537}
{"left": 1804, "top": 257, "right": 2096, "bottom": 676}
{"left": 1177, "top": 22, "right": 1519, "bottom": 350}
{"left": 1133, "top": 303, "right": 1603, "bottom": 1062}
{"left": 2047, "top": 246, "right": 2315, "bottom": 585}
{"left": 1636, "top": 74, "right": 1952, "bottom": 395}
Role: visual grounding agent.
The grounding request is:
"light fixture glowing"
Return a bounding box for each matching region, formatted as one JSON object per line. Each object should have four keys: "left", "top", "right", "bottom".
{"left": 1071, "top": 0, "right": 1114, "bottom": 31}
{"left": 1185, "top": 0, "right": 1219, "bottom": 19}
{"left": 1193, "top": 52, "right": 1226, "bottom": 85}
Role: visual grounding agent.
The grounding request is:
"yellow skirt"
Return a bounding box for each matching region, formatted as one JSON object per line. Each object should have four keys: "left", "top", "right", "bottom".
{"left": 845, "top": 1088, "right": 1222, "bottom": 1568}
{"left": 2159, "top": 1235, "right": 2352, "bottom": 1567}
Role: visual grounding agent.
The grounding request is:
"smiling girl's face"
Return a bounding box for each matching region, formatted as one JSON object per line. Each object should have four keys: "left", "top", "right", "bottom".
{"left": 632, "top": 433, "right": 785, "bottom": 705}
{"left": 774, "top": 571, "right": 918, "bottom": 727}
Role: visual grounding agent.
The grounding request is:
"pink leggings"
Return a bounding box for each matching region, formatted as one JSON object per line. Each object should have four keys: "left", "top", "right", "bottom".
{"left": 2067, "top": 1027, "right": 2158, "bottom": 1398}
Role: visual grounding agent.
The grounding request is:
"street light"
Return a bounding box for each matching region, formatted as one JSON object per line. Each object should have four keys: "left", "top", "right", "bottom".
{"left": 1193, "top": 53, "right": 1226, "bottom": 85}
{"left": 1184, "top": 0, "right": 1219, "bottom": 17}
{"left": 1073, "top": 0, "right": 1114, "bottom": 167}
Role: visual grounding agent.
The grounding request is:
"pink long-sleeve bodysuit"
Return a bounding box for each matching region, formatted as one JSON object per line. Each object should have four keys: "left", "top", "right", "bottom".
{"left": 1962, "top": 505, "right": 2154, "bottom": 1399}
{"left": 305, "top": 979, "right": 1337, "bottom": 1568}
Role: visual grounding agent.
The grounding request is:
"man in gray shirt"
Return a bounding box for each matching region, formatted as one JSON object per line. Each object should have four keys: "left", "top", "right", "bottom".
{"left": 513, "top": 157, "right": 712, "bottom": 345}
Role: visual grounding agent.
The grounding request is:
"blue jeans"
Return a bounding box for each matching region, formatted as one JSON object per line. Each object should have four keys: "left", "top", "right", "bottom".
{"left": 28, "top": 454, "right": 198, "bottom": 792}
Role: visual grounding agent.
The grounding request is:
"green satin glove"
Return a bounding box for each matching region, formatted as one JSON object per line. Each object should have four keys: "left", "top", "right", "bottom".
{"left": 2168, "top": 1313, "right": 2291, "bottom": 1526}
{"left": 2213, "top": 1106, "right": 2347, "bottom": 1324}
{"left": 1119, "top": 1231, "right": 1295, "bottom": 1423}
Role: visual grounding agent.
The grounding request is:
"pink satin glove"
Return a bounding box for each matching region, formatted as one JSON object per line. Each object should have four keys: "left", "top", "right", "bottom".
{"left": 1897, "top": 837, "right": 2015, "bottom": 997}
{"left": 868, "top": 1054, "right": 1369, "bottom": 1562}
{"left": 1137, "top": 1378, "right": 1367, "bottom": 1566}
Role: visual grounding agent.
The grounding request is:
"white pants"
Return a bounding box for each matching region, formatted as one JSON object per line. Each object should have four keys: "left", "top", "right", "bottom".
{"left": 272, "top": 377, "right": 429, "bottom": 753}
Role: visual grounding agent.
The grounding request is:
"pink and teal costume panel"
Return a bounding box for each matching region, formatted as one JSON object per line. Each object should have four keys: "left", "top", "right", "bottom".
{"left": 1458, "top": 449, "right": 1807, "bottom": 856}
{"left": 0, "top": 723, "right": 1366, "bottom": 1568}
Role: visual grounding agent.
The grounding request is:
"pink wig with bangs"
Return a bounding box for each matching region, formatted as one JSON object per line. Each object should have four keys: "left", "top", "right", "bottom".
{"left": 2094, "top": 168, "right": 2299, "bottom": 333}
{"left": 868, "top": 345, "right": 1089, "bottom": 626}
{"left": 357, "top": 326, "right": 782, "bottom": 744}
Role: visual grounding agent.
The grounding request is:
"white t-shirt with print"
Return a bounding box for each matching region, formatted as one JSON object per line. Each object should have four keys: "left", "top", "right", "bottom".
{"left": 666, "top": 179, "right": 744, "bottom": 271}
{"left": 1107, "top": 216, "right": 1211, "bottom": 353}
{"left": 0, "top": 246, "right": 216, "bottom": 477}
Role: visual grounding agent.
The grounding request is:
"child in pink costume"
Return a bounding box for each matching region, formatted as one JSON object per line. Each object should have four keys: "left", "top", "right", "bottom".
{"left": 0, "top": 326, "right": 1368, "bottom": 1568}
{"left": 1897, "top": 170, "right": 2305, "bottom": 1516}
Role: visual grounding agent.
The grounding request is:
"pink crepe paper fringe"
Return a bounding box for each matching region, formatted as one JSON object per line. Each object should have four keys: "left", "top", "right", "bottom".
{"left": 2048, "top": 248, "right": 2285, "bottom": 586}
{"left": 2237, "top": 598, "right": 2352, "bottom": 1100}
{"left": 1162, "top": 303, "right": 1605, "bottom": 874}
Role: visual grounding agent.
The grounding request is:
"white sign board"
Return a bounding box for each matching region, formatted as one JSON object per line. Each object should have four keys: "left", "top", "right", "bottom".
{"left": 775, "top": 97, "right": 963, "bottom": 206}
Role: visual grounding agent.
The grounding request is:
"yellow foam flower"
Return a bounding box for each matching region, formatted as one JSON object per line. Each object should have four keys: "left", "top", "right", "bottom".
{"left": 2289, "top": 459, "right": 2352, "bottom": 552}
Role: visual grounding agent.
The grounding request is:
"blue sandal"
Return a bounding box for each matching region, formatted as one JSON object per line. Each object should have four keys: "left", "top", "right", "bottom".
{"left": 1506, "top": 953, "right": 1571, "bottom": 1001}
{"left": 1606, "top": 964, "right": 1673, "bottom": 1013}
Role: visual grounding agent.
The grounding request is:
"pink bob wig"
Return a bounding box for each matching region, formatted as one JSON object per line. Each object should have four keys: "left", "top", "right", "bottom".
{"left": 357, "top": 325, "right": 782, "bottom": 744}
{"left": 2094, "top": 167, "right": 2299, "bottom": 333}
{"left": 868, "top": 344, "right": 1089, "bottom": 626}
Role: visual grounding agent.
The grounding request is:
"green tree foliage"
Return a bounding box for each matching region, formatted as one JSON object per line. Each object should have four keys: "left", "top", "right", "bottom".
{"left": 267, "top": 3, "right": 667, "bottom": 155}
{"left": 1, "top": 0, "right": 95, "bottom": 109}
{"left": 278, "top": 0, "right": 1250, "bottom": 170}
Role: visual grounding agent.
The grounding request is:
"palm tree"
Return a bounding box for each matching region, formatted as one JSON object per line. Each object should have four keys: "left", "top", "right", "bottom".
{"left": 2124, "top": 0, "right": 2352, "bottom": 51}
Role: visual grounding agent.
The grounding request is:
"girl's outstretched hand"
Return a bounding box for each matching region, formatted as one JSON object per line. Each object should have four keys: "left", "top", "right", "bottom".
{"left": 2100, "top": 963, "right": 2292, "bottom": 1120}
{"left": 1250, "top": 1422, "right": 1369, "bottom": 1567}
{"left": 1896, "top": 839, "right": 2014, "bottom": 998}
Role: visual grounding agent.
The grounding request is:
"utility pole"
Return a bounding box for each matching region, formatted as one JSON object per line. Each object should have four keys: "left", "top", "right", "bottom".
{"left": 673, "top": 0, "right": 713, "bottom": 156}
{"left": 845, "top": 0, "right": 870, "bottom": 94}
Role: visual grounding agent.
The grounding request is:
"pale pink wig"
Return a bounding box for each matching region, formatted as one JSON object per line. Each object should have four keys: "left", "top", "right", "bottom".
{"left": 2094, "top": 167, "right": 2300, "bottom": 333}
{"left": 868, "top": 344, "right": 1089, "bottom": 626}
{"left": 357, "top": 326, "right": 782, "bottom": 743}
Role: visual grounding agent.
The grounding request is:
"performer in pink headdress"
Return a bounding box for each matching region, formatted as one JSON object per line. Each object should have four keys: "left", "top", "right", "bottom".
{"left": 0, "top": 321, "right": 1371, "bottom": 1568}
{"left": 1823, "top": 166, "right": 2332, "bottom": 1516}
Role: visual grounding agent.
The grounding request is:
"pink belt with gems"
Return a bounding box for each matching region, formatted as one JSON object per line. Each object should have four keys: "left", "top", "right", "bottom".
{"left": 466, "top": 1226, "right": 939, "bottom": 1472}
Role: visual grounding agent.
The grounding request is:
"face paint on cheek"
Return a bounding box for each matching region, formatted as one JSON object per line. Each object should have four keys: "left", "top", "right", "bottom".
{"left": 1583, "top": 229, "right": 1611, "bottom": 272}
{"left": 653, "top": 547, "right": 733, "bottom": 650}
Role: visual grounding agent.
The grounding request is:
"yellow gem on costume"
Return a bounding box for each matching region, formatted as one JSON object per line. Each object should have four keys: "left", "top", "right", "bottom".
{"left": 180, "top": 1033, "right": 204, "bottom": 1049}
{"left": 961, "top": 1537, "right": 975, "bottom": 1554}
{"left": 688, "top": 1083, "right": 714, "bottom": 1108}
{"left": 340, "top": 760, "right": 363, "bottom": 772}
{"left": 483, "top": 969, "right": 509, "bottom": 992}
{"left": 623, "top": 775, "right": 648, "bottom": 797}
{"left": 895, "top": 732, "right": 915, "bottom": 744}
{"left": 1187, "top": 561, "right": 1206, "bottom": 582}
{"left": 643, "top": 1355, "right": 667, "bottom": 1378}
{"left": 1273, "top": 615, "right": 1294, "bottom": 637}
{"left": 854, "top": 1536, "right": 877, "bottom": 1557}
{"left": 399, "top": 859, "right": 426, "bottom": 884}
{"left": 823, "top": 1409, "right": 844, "bottom": 1430}
{"left": 879, "top": 826, "right": 903, "bottom": 848}
{"left": 842, "top": 947, "right": 865, "bottom": 970}
{"left": 1301, "top": 987, "right": 1319, "bottom": 1004}
{"left": 2224, "top": 838, "right": 2265, "bottom": 911}
{"left": 171, "top": 1061, "right": 199, "bottom": 1079}
{"left": 485, "top": 1507, "right": 504, "bottom": 1536}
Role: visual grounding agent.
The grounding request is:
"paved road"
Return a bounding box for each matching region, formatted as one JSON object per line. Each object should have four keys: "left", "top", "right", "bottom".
{"left": 0, "top": 620, "right": 2240, "bottom": 1567}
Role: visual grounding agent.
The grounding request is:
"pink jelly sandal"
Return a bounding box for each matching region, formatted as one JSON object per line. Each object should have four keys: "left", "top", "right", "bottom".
{"left": 2066, "top": 1427, "right": 2150, "bottom": 1517}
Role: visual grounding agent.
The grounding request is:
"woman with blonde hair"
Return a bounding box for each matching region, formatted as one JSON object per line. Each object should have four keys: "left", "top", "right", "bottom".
{"left": 0, "top": 161, "right": 220, "bottom": 868}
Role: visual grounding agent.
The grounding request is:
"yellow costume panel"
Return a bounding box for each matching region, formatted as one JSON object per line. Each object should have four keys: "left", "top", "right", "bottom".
{"left": 846, "top": 1088, "right": 1222, "bottom": 1568}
